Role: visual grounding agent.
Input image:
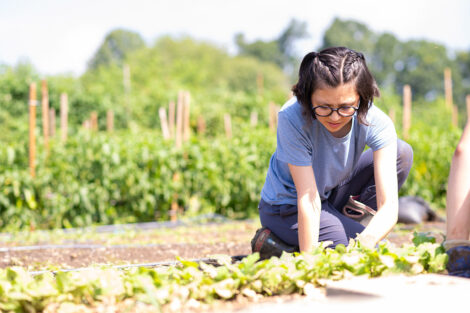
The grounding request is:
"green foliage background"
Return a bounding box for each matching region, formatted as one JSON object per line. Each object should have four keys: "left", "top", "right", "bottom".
{"left": 0, "top": 18, "right": 469, "bottom": 230}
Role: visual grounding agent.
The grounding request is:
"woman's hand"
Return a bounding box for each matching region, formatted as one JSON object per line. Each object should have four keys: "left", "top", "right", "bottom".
{"left": 357, "top": 141, "right": 399, "bottom": 246}
{"left": 288, "top": 164, "right": 322, "bottom": 252}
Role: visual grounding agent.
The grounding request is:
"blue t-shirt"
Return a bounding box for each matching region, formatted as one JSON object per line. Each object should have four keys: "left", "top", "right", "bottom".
{"left": 260, "top": 97, "right": 397, "bottom": 207}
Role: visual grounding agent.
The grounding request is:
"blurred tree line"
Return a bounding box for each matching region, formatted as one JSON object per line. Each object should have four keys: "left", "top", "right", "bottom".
{"left": 321, "top": 18, "right": 470, "bottom": 106}
{"left": 237, "top": 17, "right": 470, "bottom": 107}
{"left": 1, "top": 18, "right": 469, "bottom": 141}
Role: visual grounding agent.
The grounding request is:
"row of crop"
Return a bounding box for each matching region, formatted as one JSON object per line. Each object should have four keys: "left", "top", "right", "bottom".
{"left": 0, "top": 234, "right": 447, "bottom": 312}
{"left": 0, "top": 126, "right": 275, "bottom": 230}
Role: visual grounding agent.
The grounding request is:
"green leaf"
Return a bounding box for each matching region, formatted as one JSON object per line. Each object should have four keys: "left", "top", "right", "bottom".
{"left": 412, "top": 232, "right": 436, "bottom": 246}
{"left": 176, "top": 256, "right": 199, "bottom": 268}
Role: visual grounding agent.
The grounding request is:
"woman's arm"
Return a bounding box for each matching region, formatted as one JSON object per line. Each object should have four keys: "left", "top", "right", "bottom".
{"left": 288, "top": 164, "right": 322, "bottom": 252}
{"left": 446, "top": 104, "right": 470, "bottom": 241}
{"left": 358, "top": 141, "right": 399, "bottom": 247}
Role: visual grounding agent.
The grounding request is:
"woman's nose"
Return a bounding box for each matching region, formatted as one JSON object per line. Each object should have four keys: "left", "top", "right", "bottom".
{"left": 329, "top": 110, "right": 342, "bottom": 121}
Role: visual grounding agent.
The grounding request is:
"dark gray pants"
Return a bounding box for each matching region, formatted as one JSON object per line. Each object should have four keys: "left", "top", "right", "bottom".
{"left": 258, "top": 139, "right": 413, "bottom": 247}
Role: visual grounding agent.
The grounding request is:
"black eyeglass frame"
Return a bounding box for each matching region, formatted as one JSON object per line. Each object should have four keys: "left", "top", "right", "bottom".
{"left": 312, "top": 105, "right": 359, "bottom": 117}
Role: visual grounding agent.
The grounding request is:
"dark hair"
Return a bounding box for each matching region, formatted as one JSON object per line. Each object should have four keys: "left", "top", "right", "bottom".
{"left": 292, "top": 46, "right": 380, "bottom": 125}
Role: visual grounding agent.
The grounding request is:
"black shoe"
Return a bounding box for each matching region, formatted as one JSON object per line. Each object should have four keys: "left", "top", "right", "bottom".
{"left": 446, "top": 246, "right": 470, "bottom": 278}
{"left": 251, "top": 227, "right": 298, "bottom": 260}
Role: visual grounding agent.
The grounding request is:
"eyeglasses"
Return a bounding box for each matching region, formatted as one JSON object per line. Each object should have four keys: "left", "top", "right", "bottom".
{"left": 312, "top": 105, "right": 359, "bottom": 117}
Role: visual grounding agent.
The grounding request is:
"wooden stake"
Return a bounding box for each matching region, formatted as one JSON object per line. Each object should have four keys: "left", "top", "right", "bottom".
{"left": 452, "top": 105, "right": 459, "bottom": 128}
{"left": 170, "top": 172, "right": 180, "bottom": 222}
{"left": 250, "top": 111, "right": 258, "bottom": 127}
{"left": 29, "top": 83, "right": 37, "bottom": 178}
{"left": 275, "top": 105, "right": 280, "bottom": 126}
{"left": 168, "top": 100, "right": 175, "bottom": 138}
{"left": 83, "top": 119, "right": 91, "bottom": 130}
{"left": 403, "top": 85, "right": 412, "bottom": 140}
{"left": 257, "top": 72, "right": 264, "bottom": 95}
{"left": 466, "top": 95, "right": 470, "bottom": 121}
{"left": 170, "top": 199, "right": 179, "bottom": 222}
{"left": 106, "top": 110, "right": 114, "bottom": 133}
{"left": 224, "top": 113, "right": 232, "bottom": 139}
{"left": 123, "top": 64, "right": 131, "bottom": 123}
{"left": 60, "top": 93, "right": 68, "bottom": 142}
{"left": 159, "top": 107, "right": 171, "bottom": 140}
{"left": 444, "top": 68, "right": 453, "bottom": 109}
{"left": 183, "top": 91, "right": 191, "bottom": 142}
{"left": 49, "top": 109, "right": 56, "bottom": 137}
{"left": 175, "top": 91, "right": 184, "bottom": 148}
{"left": 197, "top": 115, "right": 206, "bottom": 135}
{"left": 287, "top": 90, "right": 294, "bottom": 100}
{"left": 388, "top": 108, "right": 396, "bottom": 124}
{"left": 90, "top": 111, "right": 98, "bottom": 131}
{"left": 269, "top": 102, "right": 276, "bottom": 132}
{"left": 41, "top": 80, "right": 49, "bottom": 152}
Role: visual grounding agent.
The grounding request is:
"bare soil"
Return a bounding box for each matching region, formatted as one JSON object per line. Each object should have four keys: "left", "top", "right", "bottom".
{"left": 0, "top": 220, "right": 446, "bottom": 271}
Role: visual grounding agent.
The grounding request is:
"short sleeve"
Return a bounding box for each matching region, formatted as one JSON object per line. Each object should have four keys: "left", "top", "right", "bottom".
{"left": 276, "top": 111, "right": 312, "bottom": 166}
{"left": 366, "top": 106, "right": 398, "bottom": 151}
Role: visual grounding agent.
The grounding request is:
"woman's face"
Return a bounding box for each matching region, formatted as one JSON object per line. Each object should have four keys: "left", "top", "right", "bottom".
{"left": 311, "top": 82, "right": 360, "bottom": 138}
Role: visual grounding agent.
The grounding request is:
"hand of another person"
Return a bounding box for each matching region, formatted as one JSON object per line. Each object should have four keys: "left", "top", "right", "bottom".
{"left": 355, "top": 233, "right": 377, "bottom": 249}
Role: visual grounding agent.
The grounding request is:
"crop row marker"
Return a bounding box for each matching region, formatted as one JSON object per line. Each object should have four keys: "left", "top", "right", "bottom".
{"left": 400, "top": 68, "right": 465, "bottom": 140}
{"left": 28, "top": 81, "right": 72, "bottom": 177}
{"left": 388, "top": 108, "right": 396, "bottom": 124}
{"left": 159, "top": 90, "right": 192, "bottom": 147}
{"left": 29, "top": 83, "right": 37, "bottom": 178}
{"left": 41, "top": 80, "right": 50, "bottom": 153}
{"left": 158, "top": 90, "right": 192, "bottom": 221}
{"left": 60, "top": 93, "right": 68, "bottom": 141}
{"left": 467, "top": 95, "right": 470, "bottom": 121}
{"left": 49, "top": 108, "right": 56, "bottom": 136}
{"left": 269, "top": 101, "right": 280, "bottom": 132}
{"left": 444, "top": 67, "right": 460, "bottom": 128}
{"left": 257, "top": 72, "right": 264, "bottom": 95}
{"left": 402, "top": 84, "right": 412, "bottom": 140}
{"left": 106, "top": 110, "right": 114, "bottom": 133}
{"left": 224, "top": 114, "right": 232, "bottom": 139}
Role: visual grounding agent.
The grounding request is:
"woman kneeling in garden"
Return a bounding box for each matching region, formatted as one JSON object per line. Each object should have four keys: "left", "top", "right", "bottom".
{"left": 252, "top": 47, "right": 413, "bottom": 258}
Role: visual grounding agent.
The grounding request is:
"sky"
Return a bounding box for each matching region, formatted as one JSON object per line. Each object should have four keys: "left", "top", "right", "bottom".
{"left": 1, "top": 0, "right": 469, "bottom": 76}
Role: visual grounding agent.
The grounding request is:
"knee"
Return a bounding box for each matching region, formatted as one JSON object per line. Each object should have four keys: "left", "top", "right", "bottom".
{"left": 319, "top": 226, "right": 350, "bottom": 248}
{"left": 397, "top": 139, "right": 413, "bottom": 173}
